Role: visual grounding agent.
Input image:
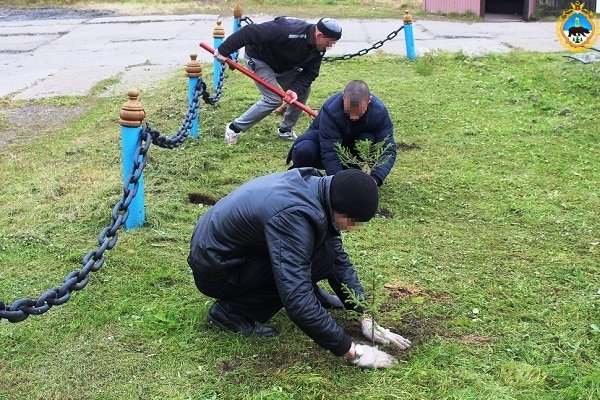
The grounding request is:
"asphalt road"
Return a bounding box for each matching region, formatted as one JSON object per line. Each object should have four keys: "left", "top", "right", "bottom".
{"left": 0, "top": 8, "right": 563, "bottom": 100}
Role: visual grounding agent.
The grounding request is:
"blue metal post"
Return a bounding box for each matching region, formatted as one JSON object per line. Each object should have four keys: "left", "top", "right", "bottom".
{"left": 213, "top": 19, "right": 225, "bottom": 90}
{"left": 119, "top": 89, "right": 146, "bottom": 230}
{"left": 232, "top": 4, "right": 243, "bottom": 61}
{"left": 403, "top": 10, "right": 416, "bottom": 61}
{"left": 185, "top": 54, "right": 203, "bottom": 139}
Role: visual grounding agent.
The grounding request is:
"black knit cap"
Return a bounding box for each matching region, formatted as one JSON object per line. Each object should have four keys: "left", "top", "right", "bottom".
{"left": 317, "top": 18, "right": 342, "bottom": 40}
{"left": 330, "top": 169, "right": 379, "bottom": 222}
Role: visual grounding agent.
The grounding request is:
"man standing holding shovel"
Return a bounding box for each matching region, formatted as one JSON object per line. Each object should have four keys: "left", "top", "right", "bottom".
{"left": 214, "top": 16, "right": 342, "bottom": 144}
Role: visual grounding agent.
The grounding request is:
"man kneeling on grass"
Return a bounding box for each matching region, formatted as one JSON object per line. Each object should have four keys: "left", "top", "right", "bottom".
{"left": 287, "top": 80, "right": 397, "bottom": 187}
{"left": 188, "top": 168, "right": 411, "bottom": 369}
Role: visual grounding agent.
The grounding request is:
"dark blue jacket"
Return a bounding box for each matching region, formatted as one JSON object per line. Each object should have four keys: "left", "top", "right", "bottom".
{"left": 188, "top": 168, "right": 364, "bottom": 356}
{"left": 303, "top": 93, "right": 396, "bottom": 185}
{"left": 218, "top": 17, "right": 325, "bottom": 93}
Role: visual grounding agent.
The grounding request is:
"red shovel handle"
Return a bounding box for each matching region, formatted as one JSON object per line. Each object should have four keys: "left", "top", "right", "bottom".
{"left": 199, "top": 42, "right": 318, "bottom": 118}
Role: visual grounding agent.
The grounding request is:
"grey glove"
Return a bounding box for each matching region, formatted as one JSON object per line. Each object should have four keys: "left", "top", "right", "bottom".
{"left": 361, "top": 317, "right": 411, "bottom": 350}
{"left": 213, "top": 50, "right": 228, "bottom": 63}
{"left": 347, "top": 343, "right": 398, "bottom": 369}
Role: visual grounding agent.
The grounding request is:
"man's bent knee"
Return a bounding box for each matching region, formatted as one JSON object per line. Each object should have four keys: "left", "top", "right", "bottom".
{"left": 292, "top": 141, "right": 320, "bottom": 168}
{"left": 260, "top": 94, "right": 283, "bottom": 108}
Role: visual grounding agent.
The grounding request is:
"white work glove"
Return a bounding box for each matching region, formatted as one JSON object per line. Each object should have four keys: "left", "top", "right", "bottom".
{"left": 361, "top": 317, "right": 411, "bottom": 350}
{"left": 347, "top": 343, "right": 398, "bottom": 369}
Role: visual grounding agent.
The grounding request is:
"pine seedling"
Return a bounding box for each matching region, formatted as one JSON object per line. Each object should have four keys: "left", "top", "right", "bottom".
{"left": 342, "top": 268, "right": 388, "bottom": 346}
{"left": 333, "top": 138, "right": 393, "bottom": 174}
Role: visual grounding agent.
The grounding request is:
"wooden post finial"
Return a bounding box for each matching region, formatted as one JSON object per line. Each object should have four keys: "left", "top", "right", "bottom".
{"left": 185, "top": 53, "right": 203, "bottom": 78}
{"left": 213, "top": 18, "right": 225, "bottom": 38}
{"left": 403, "top": 10, "right": 413, "bottom": 24}
{"left": 233, "top": 4, "right": 243, "bottom": 19}
{"left": 119, "top": 89, "right": 145, "bottom": 127}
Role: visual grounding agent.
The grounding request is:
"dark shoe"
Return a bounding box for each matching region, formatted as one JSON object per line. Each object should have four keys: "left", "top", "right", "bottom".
{"left": 207, "top": 301, "right": 278, "bottom": 337}
{"left": 314, "top": 285, "right": 344, "bottom": 309}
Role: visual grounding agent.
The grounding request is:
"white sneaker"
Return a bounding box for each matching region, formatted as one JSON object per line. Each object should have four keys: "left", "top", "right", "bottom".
{"left": 225, "top": 124, "right": 239, "bottom": 145}
{"left": 277, "top": 129, "right": 297, "bottom": 141}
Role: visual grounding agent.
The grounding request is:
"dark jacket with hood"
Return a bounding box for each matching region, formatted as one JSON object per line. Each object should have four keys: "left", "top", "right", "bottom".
{"left": 217, "top": 17, "right": 325, "bottom": 94}
{"left": 188, "top": 168, "right": 364, "bottom": 356}
{"left": 301, "top": 92, "right": 397, "bottom": 185}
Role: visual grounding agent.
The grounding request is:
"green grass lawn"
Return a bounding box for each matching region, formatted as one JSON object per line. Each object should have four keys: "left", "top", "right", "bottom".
{"left": 1, "top": 51, "right": 599, "bottom": 399}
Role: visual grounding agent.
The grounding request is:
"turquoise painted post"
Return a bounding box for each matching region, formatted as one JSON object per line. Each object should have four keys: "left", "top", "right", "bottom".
{"left": 119, "top": 89, "right": 146, "bottom": 230}
{"left": 403, "top": 10, "right": 416, "bottom": 61}
{"left": 186, "top": 54, "right": 202, "bottom": 139}
{"left": 213, "top": 19, "right": 225, "bottom": 90}
{"left": 232, "top": 4, "right": 243, "bottom": 60}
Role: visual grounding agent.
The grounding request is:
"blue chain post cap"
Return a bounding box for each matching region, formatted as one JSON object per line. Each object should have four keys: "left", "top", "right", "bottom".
{"left": 213, "top": 18, "right": 225, "bottom": 38}
{"left": 119, "top": 89, "right": 145, "bottom": 127}
{"left": 233, "top": 4, "right": 242, "bottom": 19}
{"left": 186, "top": 54, "right": 203, "bottom": 78}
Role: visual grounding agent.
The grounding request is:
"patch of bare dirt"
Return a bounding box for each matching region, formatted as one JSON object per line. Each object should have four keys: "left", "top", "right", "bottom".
{"left": 0, "top": 7, "right": 113, "bottom": 21}
{"left": 396, "top": 141, "right": 421, "bottom": 151}
{"left": 376, "top": 207, "right": 394, "bottom": 218}
{"left": 384, "top": 282, "right": 453, "bottom": 303}
{"left": 0, "top": 2, "right": 230, "bottom": 20}
{"left": 0, "top": 104, "right": 87, "bottom": 151}
{"left": 188, "top": 192, "right": 218, "bottom": 205}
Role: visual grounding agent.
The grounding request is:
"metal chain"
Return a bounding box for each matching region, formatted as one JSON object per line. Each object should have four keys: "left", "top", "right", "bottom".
{"left": 240, "top": 16, "right": 254, "bottom": 25}
{"left": 0, "top": 129, "right": 152, "bottom": 323}
{"left": 323, "top": 25, "right": 404, "bottom": 62}
{"left": 206, "top": 63, "right": 228, "bottom": 104}
{"left": 146, "top": 79, "right": 203, "bottom": 148}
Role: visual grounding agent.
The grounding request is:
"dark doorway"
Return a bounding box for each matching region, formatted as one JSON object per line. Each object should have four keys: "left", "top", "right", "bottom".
{"left": 485, "top": 0, "right": 524, "bottom": 15}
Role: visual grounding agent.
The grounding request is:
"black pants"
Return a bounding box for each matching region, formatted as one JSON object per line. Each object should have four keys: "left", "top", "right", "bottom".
{"left": 288, "top": 130, "right": 377, "bottom": 169}
{"left": 192, "top": 243, "right": 335, "bottom": 323}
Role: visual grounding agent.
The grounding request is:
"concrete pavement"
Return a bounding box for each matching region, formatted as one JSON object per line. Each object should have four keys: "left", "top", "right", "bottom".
{"left": 0, "top": 9, "right": 564, "bottom": 100}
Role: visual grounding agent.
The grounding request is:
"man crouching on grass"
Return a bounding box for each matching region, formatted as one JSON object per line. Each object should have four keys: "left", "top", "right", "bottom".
{"left": 188, "top": 168, "right": 411, "bottom": 368}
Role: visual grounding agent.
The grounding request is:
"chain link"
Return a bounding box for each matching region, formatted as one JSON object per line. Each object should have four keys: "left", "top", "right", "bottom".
{"left": 146, "top": 78, "right": 203, "bottom": 148}
{"left": 240, "top": 16, "right": 254, "bottom": 25}
{"left": 323, "top": 25, "right": 404, "bottom": 62}
{"left": 204, "top": 63, "right": 227, "bottom": 105}
{"left": 0, "top": 128, "right": 152, "bottom": 323}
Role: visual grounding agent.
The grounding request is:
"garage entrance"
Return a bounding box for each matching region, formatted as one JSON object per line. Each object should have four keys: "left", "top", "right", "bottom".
{"left": 486, "top": 0, "right": 523, "bottom": 15}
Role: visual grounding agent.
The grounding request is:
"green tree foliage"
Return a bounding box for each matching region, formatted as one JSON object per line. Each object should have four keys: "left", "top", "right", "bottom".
{"left": 333, "top": 139, "right": 392, "bottom": 174}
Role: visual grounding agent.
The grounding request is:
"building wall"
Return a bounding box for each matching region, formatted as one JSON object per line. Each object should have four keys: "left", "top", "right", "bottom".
{"left": 537, "top": 0, "right": 596, "bottom": 8}
{"left": 535, "top": 0, "right": 597, "bottom": 17}
{"left": 423, "top": 0, "right": 597, "bottom": 18}
{"left": 423, "top": 0, "right": 483, "bottom": 16}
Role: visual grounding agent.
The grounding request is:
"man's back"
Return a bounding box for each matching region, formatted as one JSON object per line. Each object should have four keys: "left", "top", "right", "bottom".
{"left": 188, "top": 168, "right": 330, "bottom": 274}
